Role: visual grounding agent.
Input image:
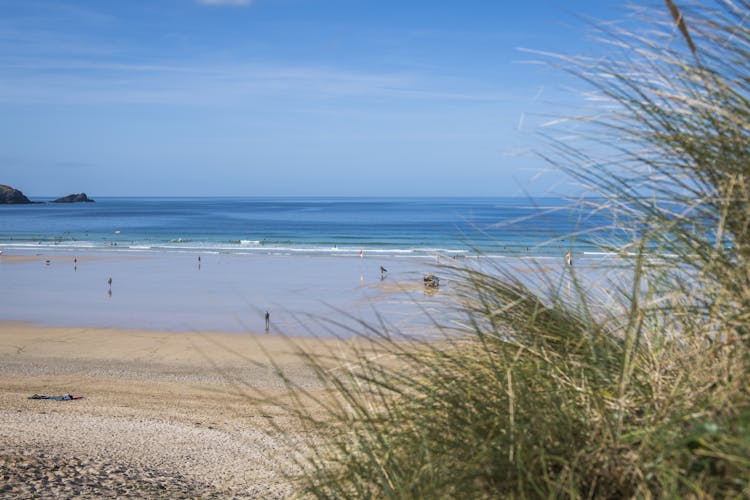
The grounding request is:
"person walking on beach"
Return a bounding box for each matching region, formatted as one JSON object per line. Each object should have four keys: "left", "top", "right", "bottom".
{"left": 565, "top": 251, "right": 573, "bottom": 267}
{"left": 107, "top": 277, "right": 112, "bottom": 289}
{"left": 265, "top": 311, "right": 270, "bottom": 332}
{"left": 380, "top": 266, "right": 387, "bottom": 280}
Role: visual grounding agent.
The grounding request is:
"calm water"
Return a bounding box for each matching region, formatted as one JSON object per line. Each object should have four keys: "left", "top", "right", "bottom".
{"left": 0, "top": 197, "right": 615, "bottom": 258}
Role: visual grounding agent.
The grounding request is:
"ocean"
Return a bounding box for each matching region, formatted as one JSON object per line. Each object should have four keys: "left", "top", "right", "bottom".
{"left": 0, "top": 196, "right": 615, "bottom": 258}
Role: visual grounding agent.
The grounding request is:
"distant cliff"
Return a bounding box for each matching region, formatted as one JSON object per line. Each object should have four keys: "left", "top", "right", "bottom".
{"left": 53, "top": 193, "right": 95, "bottom": 203}
{"left": 0, "top": 184, "right": 32, "bottom": 204}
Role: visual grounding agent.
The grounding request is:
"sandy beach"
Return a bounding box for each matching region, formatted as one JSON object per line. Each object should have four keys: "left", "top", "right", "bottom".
{"left": 0, "top": 248, "right": 583, "bottom": 497}
{"left": 0, "top": 248, "right": 456, "bottom": 495}
{"left": 0, "top": 321, "right": 362, "bottom": 498}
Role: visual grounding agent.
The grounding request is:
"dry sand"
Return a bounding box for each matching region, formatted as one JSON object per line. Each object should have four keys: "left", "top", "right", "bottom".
{"left": 0, "top": 321, "right": 360, "bottom": 498}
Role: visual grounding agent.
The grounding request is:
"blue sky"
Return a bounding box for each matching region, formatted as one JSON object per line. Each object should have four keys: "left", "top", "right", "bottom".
{"left": 1, "top": 0, "right": 626, "bottom": 197}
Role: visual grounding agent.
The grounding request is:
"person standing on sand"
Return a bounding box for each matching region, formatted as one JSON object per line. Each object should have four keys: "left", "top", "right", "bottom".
{"left": 265, "top": 311, "right": 270, "bottom": 332}
{"left": 565, "top": 251, "right": 573, "bottom": 267}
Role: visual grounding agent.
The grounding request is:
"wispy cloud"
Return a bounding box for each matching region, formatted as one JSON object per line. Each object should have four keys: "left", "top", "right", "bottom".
{"left": 195, "top": 0, "right": 253, "bottom": 6}
{"left": 0, "top": 2, "right": 508, "bottom": 108}
{"left": 0, "top": 55, "right": 508, "bottom": 107}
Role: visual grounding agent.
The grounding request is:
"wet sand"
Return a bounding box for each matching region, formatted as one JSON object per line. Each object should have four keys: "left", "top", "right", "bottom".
{"left": 0, "top": 248, "right": 447, "bottom": 335}
{"left": 0, "top": 322, "right": 362, "bottom": 498}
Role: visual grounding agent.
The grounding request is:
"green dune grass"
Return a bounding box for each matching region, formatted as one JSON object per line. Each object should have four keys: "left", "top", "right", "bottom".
{"left": 275, "top": 2, "right": 750, "bottom": 497}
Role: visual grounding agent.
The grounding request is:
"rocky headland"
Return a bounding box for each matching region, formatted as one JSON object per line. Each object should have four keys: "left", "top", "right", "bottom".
{"left": 0, "top": 185, "right": 95, "bottom": 204}
{"left": 0, "top": 185, "right": 32, "bottom": 204}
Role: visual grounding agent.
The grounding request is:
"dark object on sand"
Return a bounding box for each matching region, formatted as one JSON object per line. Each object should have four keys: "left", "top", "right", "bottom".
{"left": 28, "top": 394, "right": 84, "bottom": 400}
{"left": 53, "top": 193, "right": 95, "bottom": 203}
{"left": 423, "top": 273, "right": 440, "bottom": 288}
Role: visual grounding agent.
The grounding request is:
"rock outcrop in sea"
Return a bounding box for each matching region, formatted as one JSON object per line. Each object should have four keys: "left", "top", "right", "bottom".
{"left": 53, "top": 193, "right": 95, "bottom": 203}
{"left": 0, "top": 184, "right": 32, "bottom": 204}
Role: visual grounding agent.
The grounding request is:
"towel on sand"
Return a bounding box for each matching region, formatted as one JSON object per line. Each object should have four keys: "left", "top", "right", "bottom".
{"left": 28, "top": 394, "right": 84, "bottom": 401}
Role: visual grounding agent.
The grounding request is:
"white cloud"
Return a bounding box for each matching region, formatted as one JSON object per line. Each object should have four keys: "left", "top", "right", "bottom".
{"left": 195, "top": 0, "right": 252, "bottom": 6}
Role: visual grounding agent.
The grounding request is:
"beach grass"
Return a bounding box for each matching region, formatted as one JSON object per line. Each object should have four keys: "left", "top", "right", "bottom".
{"left": 277, "top": 2, "right": 750, "bottom": 497}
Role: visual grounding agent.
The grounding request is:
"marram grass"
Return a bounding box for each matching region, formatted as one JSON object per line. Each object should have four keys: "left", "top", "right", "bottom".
{"left": 273, "top": 2, "right": 750, "bottom": 498}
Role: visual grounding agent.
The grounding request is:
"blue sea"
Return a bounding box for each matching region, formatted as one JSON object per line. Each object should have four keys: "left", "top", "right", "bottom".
{"left": 0, "top": 197, "right": 616, "bottom": 258}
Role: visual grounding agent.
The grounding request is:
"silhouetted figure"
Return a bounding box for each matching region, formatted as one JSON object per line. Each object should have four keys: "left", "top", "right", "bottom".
{"left": 107, "top": 277, "right": 112, "bottom": 290}
{"left": 265, "top": 311, "right": 270, "bottom": 332}
{"left": 380, "top": 266, "right": 387, "bottom": 280}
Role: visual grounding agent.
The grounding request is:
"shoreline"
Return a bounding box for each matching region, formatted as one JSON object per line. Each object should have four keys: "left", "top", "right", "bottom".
{"left": 0, "top": 321, "right": 360, "bottom": 497}
{"left": 0, "top": 241, "right": 590, "bottom": 260}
